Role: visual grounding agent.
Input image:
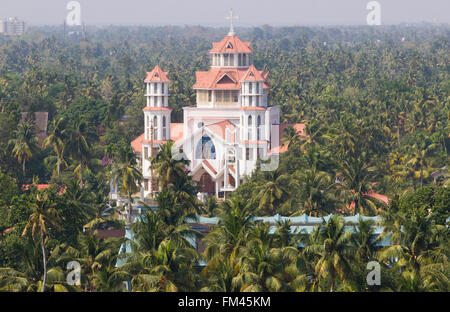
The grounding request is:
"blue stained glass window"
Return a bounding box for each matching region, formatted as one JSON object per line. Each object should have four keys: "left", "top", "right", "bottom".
{"left": 196, "top": 135, "right": 216, "bottom": 159}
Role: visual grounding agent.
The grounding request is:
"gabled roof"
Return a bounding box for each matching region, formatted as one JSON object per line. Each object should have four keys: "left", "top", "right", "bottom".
{"left": 131, "top": 133, "right": 145, "bottom": 153}
{"left": 144, "top": 65, "right": 170, "bottom": 82}
{"left": 193, "top": 68, "right": 270, "bottom": 90}
{"left": 209, "top": 35, "right": 252, "bottom": 53}
{"left": 205, "top": 120, "right": 237, "bottom": 142}
{"left": 131, "top": 123, "right": 184, "bottom": 153}
{"left": 202, "top": 160, "right": 217, "bottom": 176}
{"left": 241, "top": 65, "right": 268, "bottom": 82}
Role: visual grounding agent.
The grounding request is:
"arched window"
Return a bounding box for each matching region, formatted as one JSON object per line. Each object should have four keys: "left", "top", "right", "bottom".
{"left": 162, "top": 116, "right": 167, "bottom": 140}
{"left": 257, "top": 115, "right": 261, "bottom": 140}
{"left": 195, "top": 135, "right": 216, "bottom": 159}
{"left": 248, "top": 115, "right": 253, "bottom": 140}
{"left": 153, "top": 116, "right": 158, "bottom": 140}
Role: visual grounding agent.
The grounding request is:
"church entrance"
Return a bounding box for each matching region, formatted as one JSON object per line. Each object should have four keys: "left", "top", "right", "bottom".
{"left": 199, "top": 172, "right": 215, "bottom": 194}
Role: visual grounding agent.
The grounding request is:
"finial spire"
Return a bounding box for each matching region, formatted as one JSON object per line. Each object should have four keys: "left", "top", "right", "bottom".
{"left": 226, "top": 8, "right": 239, "bottom": 36}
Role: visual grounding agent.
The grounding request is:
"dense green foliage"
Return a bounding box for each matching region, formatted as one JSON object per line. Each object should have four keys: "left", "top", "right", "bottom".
{"left": 0, "top": 24, "right": 449, "bottom": 291}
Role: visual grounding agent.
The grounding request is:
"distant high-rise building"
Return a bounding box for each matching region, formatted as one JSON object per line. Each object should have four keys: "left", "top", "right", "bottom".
{"left": 4, "top": 17, "right": 26, "bottom": 36}
{"left": 0, "top": 20, "right": 5, "bottom": 34}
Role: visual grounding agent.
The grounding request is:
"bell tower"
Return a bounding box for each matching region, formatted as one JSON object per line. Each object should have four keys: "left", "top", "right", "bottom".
{"left": 144, "top": 65, "right": 171, "bottom": 142}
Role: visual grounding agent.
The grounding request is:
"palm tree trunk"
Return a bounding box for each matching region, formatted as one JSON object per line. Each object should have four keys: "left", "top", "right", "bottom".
{"left": 420, "top": 166, "right": 424, "bottom": 188}
{"left": 80, "top": 163, "right": 84, "bottom": 187}
{"left": 22, "top": 158, "right": 26, "bottom": 175}
{"left": 57, "top": 156, "right": 60, "bottom": 178}
{"left": 40, "top": 228, "right": 47, "bottom": 292}
{"left": 330, "top": 269, "right": 335, "bottom": 292}
{"left": 127, "top": 191, "right": 132, "bottom": 224}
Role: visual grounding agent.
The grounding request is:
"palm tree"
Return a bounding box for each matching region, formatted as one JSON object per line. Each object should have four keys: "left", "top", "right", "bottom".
{"left": 111, "top": 144, "right": 142, "bottom": 224}
{"left": 304, "top": 216, "right": 356, "bottom": 292}
{"left": 254, "top": 169, "right": 290, "bottom": 215}
{"left": 406, "top": 141, "right": 438, "bottom": 188}
{"left": 335, "top": 155, "right": 382, "bottom": 215}
{"left": 352, "top": 218, "right": 379, "bottom": 263}
{"left": 282, "top": 126, "right": 301, "bottom": 150}
{"left": 379, "top": 208, "right": 446, "bottom": 282}
{"left": 201, "top": 248, "right": 242, "bottom": 292}
{"left": 299, "top": 119, "right": 330, "bottom": 150}
{"left": 22, "top": 190, "right": 62, "bottom": 292}
{"left": 43, "top": 117, "right": 66, "bottom": 178}
{"left": 295, "top": 167, "right": 335, "bottom": 217}
{"left": 65, "top": 118, "right": 91, "bottom": 187}
{"left": 9, "top": 122, "right": 38, "bottom": 175}
{"left": 203, "top": 197, "right": 254, "bottom": 260}
{"left": 150, "top": 141, "right": 189, "bottom": 190}
{"left": 238, "top": 223, "right": 299, "bottom": 291}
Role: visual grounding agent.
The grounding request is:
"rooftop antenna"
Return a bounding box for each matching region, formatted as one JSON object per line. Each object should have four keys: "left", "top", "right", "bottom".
{"left": 82, "top": 22, "right": 86, "bottom": 41}
{"left": 226, "top": 8, "right": 239, "bottom": 36}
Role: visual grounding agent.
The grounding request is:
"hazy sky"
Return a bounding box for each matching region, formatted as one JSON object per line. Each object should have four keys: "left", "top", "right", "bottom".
{"left": 1, "top": 0, "right": 449, "bottom": 26}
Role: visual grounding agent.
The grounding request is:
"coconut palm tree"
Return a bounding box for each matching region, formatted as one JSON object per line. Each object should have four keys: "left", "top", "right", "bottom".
{"left": 238, "top": 223, "right": 299, "bottom": 291}
{"left": 150, "top": 141, "right": 189, "bottom": 190}
{"left": 282, "top": 126, "right": 301, "bottom": 150}
{"left": 22, "top": 190, "right": 62, "bottom": 292}
{"left": 379, "top": 208, "right": 446, "bottom": 282}
{"left": 65, "top": 118, "right": 91, "bottom": 187}
{"left": 110, "top": 144, "right": 142, "bottom": 224}
{"left": 335, "top": 155, "right": 383, "bottom": 215}
{"left": 406, "top": 141, "right": 438, "bottom": 188}
{"left": 9, "top": 122, "right": 38, "bottom": 175}
{"left": 304, "top": 216, "right": 356, "bottom": 292}
{"left": 203, "top": 197, "right": 254, "bottom": 260}
{"left": 253, "top": 169, "right": 290, "bottom": 215}
{"left": 43, "top": 117, "right": 67, "bottom": 179}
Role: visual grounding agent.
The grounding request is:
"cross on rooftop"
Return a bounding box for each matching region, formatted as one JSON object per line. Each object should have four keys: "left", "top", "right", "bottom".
{"left": 226, "top": 8, "right": 239, "bottom": 36}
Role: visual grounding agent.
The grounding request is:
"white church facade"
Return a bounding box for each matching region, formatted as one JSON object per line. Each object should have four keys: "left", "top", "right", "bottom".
{"left": 131, "top": 25, "right": 305, "bottom": 199}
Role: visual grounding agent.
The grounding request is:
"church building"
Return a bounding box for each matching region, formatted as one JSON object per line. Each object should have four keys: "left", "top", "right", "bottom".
{"left": 131, "top": 13, "right": 305, "bottom": 199}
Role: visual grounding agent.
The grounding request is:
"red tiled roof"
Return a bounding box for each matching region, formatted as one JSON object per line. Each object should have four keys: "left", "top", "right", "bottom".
{"left": 22, "top": 184, "right": 51, "bottom": 191}
{"left": 206, "top": 120, "right": 236, "bottom": 141}
{"left": 21, "top": 184, "right": 66, "bottom": 194}
{"left": 143, "top": 107, "right": 172, "bottom": 111}
{"left": 131, "top": 133, "right": 145, "bottom": 153}
{"left": 131, "top": 123, "right": 185, "bottom": 153}
{"left": 144, "top": 65, "right": 170, "bottom": 82}
{"left": 366, "top": 191, "right": 389, "bottom": 204}
{"left": 202, "top": 160, "right": 217, "bottom": 175}
{"left": 2, "top": 227, "right": 15, "bottom": 235}
{"left": 346, "top": 191, "right": 390, "bottom": 212}
{"left": 269, "top": 123, "right": 306, "bottom": 154}
{"left": 238, "top": 107, "right": 267, "bottom": 111}
{"left": 209, "top": 35, "right": 252, "bottom": 53}
{"left": 170, "top": 123, "right": 184, "bottom": 143}
{"left": 241, "top": 65, "right": 268, "bottom": 81}
{"left": 193, "top": 68, "right": 270, "bottom": 90}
